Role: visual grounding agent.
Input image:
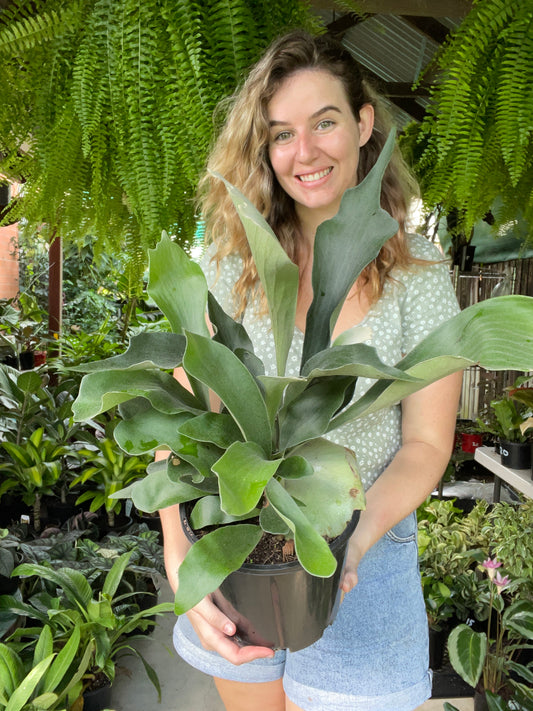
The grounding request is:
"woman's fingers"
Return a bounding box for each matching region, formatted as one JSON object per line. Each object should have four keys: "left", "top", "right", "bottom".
{"left": 187, "top": 597, "right": 275, "bottom": 665}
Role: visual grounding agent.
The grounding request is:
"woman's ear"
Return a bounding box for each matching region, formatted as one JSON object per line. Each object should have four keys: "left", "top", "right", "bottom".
{"left": 358, "top": 104, "right": 375, "bottom": 147}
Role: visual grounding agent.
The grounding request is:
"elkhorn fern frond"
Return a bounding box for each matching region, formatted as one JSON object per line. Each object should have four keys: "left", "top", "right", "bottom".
{"left": 416, "top": 0, "right": 533, "bottom": 237}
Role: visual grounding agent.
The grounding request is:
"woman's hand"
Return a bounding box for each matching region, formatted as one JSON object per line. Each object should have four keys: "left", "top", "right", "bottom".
{"left": 186, "top": 595, "right": 276, "bottom": 665}
{"left": 341, "top": 535, "right": 364, "bottom": 594}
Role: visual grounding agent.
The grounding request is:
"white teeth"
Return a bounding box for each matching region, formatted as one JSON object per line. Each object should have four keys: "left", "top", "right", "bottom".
{"left": 298, "top": 167, "right": 332, "bottom": 182}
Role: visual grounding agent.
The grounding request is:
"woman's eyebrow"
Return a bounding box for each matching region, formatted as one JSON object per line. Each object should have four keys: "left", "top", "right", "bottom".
{"left": 269, "top": 105, "right": 342, "bottom": 128}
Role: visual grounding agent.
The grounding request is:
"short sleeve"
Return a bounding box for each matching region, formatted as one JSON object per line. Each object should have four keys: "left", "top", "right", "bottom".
{"left": 199, "top": 245, "right": 243, "bottom": 318}
{"left": 398, "top": 235, "right": 460, "bottom": 354}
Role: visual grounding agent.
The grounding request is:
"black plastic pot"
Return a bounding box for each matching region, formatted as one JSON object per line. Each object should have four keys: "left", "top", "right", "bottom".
{"left": 83, "top": 680, "right": 112, "bottom": 711}
{"left": 499, "top": 440, "right": 531, "bottom": 470}
{"left": 428, "top": 627, "right": 448, "bottom": 670}
{"left": 180, "top": 505, "right": 360, "bottom": 651}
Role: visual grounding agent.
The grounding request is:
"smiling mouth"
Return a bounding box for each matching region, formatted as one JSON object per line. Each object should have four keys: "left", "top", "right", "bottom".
{"left": 297, "top": 167, "right": 333, "bottom": 183}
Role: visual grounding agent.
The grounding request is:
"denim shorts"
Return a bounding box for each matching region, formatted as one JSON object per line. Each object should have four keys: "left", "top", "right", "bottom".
{"left": 173, "top": 512, "right": 432, "bottom": 711}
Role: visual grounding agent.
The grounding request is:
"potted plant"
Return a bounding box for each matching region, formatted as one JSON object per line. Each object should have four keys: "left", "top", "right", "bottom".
{"left": 478, "top": 378, "right": 533, "bottom": 469}
{"left": 72, "top": 434, "right": 150, "bottom": 529}
{"left": 71, "top": 131, "right": 533, "bottom": 651}
{"left": 0, "top": 428, "right": 70, "bottom": 533}
{"left": 0, "top": 551, "right": 173, "bottom": 708}
{"left": 0, "top": 625, "right": 94, "bottom": 711}
{"left": 444, "top": 558, "right": 533, "bottom": 711}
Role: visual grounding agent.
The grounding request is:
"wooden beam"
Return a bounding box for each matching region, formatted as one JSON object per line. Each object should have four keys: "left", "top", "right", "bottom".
{"left": 400, "top": 15, "right": 451, "bottom": 44}
{"left": 327, "top": 12, "right": 369, "bottom": 39}
{"left": 48, "top": 232, "right": 62, "bottom": 357}
{"left": 311, "top": 0, "right": 472, "bottom": 18}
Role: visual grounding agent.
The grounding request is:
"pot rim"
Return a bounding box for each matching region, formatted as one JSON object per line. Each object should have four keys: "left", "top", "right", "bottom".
{"left": 179, "top": 503, "right": 360, "bottom": 574}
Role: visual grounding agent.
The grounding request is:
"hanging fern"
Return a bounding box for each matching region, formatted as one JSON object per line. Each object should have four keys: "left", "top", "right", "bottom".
{"left": 0, "top": 0, "right": 318, "bottom": 292}
{"left": 416, "top": 0, "right": 533, "bottom": 237}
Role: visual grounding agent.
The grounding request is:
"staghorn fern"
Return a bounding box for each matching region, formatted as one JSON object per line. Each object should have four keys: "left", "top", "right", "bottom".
{"left": 0, "top": 0, "right": 319, "bottom": 291}
{"left": 415, "top": 0, "right": 533, "bottom": 237}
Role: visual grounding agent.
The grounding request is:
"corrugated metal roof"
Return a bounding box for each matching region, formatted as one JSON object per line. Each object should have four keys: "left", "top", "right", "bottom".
{"left": 343, "top": 15, "right": 438, "bottom": 84}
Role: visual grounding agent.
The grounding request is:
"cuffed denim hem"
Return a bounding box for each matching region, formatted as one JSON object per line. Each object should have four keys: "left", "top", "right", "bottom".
{"left": 283, "top": 670, "right": 433, "bottom": 711}
{"left": 172, "top": 618, "right": 286, "bottom": 683}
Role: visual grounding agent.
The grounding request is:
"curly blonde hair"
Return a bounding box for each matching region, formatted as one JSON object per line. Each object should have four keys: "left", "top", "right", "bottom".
{"left": 198, "top": 30, "right": 420, "bottom": 317}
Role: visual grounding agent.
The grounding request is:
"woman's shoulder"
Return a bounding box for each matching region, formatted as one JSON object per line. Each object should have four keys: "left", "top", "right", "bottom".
{"left": 404, "top": 232, "right": 448, "bottom": 262}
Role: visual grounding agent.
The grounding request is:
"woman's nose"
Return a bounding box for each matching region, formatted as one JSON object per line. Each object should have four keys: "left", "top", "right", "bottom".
{"left": 295, "top": 131, "right": 318, "bottom": 162}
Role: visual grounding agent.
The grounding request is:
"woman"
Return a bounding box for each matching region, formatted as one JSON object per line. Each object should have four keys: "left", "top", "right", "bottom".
{"left": 159, "top": 30, "right": 462, "bottom": 711}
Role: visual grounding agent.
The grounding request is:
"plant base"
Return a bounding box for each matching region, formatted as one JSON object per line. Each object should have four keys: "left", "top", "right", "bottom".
{"left": 181, "top": 507, "right": 360, "bottom": 652}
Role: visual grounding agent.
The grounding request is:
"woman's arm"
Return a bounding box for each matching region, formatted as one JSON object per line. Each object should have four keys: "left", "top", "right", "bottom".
{"left": 342, "top": 370, "right": 463, "bottom": 591}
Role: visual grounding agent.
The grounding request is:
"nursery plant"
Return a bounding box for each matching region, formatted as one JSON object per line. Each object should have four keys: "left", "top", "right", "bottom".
{"left": 445, "top": 559, "right": 533, "bottom": 711}
{"left": 72, "top": 435, "right": 150, "bottom": 528}
{"left": 71, "top": 131, "right": 533, "bottom": 621}
{"left": 0, "top": 625, "right": 94, "bottom": 711}
{"left": 0, "top": 551, "right": 173, "bottom": 699}
{"left": 0, "top": 428, "right": 70, "bottom": 533}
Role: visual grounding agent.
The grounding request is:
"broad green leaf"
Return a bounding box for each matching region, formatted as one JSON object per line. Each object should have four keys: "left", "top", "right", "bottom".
{"left": 178, "top": 412, "right": 243, "bottom": 449}
{"left": 30, "top": 691, "right": 59, "bottom": 709}
{"left": 329, "top": 295, "right": 533, "bottom": 430}
{"left": 33, "top": 625, "right": 53, "bottom": 667}
{"left": 277, "top": 455, "right": 314, "bottom": 479}
{"left": 207, "top": 291, "right": 254, "bottom": 353}
{"left": 278, "top": 376, "right": 354, "bottom": 450}
{"left": 173, "top": 435, "right": 223, "bottom": 479}
{"left": 0, "top": 644, "right": 24, "bottom": 697}
{"left": 503, "top": 599, "right": 533, "bottom": 639}
{"left": 73, "top": 369, "right": 202, "bottom": 421}
{"left": 332, "top": 325, "right": 372, "bottom": 346}
{"left": 13, "top": 565, "right": 92, "bottom": 610}
{"left": 284, "top": 438, "right": 364, "bottom": 538}
{"left": 301, "top": 343, "right": 420, "bottom": 381}
{"left": 174, "top": 524, "right": 262, "bottom": 614}
{"left": 302, "top": 129, "right": 398, "bottom": 366}
{"left": 216, "top": 173, "right": 299, "bottom": 376}
{"left": 183, "top": 331, "right": 271, "bottom": 453}
{"left": 4, "top": 654, "right": 54, "bottom": 711}
{"left": 147, "top": 232, "right": 210, "bottom": 338}
{"left": 17, "top": 370, "right": 42, "bottom": 393}
{"left": 259, "top": 504, "right": 290, "bottom": 535}
{"left": 258, "top": 375, "right": 304, "bottom": 426}
{"left": 71, "top": 332, "right": 186, "bottom": 372}
{"left": 102, "top": 551, "right": 133, "bottom": 598}
{"left": 111, "top": 465, "right": 203, "bottom": 512}
{"left": 265, "top": 478, "right": 336, "bottom": 577}
{"left": 43, "top": 626, "right": 81, "bottom": 693}
{"left": 484, "top": 691, "right": 508, "bottom": 711}
{"left": 115, "top": 407, "right": 193, "bottom": 454}
{"left": 212, "top": 441, "right": 281, "bottom": 516}
{"left": 190, "top": 496, "right": 260, "bottom": 528}
{"left": 447, "top": 624, "right": 486, "bottom": 688}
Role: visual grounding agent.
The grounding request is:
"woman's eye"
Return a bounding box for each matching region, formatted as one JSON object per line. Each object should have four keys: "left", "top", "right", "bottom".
{"left": 273, "top": 130, "right": 292, "bottom": 143}
{"left": 317, "top": 119, "right": 334, "bottom": 131}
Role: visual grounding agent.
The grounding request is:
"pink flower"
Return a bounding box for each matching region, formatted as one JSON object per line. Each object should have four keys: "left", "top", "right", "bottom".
{"left": 482, "top": 558, "right": 502, "bottom": 580}
{"left": 493, "top": 571, "right": 510, "bottom": 594}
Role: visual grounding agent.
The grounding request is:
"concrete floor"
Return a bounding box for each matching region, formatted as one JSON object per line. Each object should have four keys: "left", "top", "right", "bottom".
{"left": 111, "top": 579, "right": 474, "bottom": 711}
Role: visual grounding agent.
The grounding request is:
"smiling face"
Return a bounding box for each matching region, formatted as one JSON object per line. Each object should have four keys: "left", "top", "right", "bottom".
{"left": 267, "top": 69, "right": 374, "bottom": 230}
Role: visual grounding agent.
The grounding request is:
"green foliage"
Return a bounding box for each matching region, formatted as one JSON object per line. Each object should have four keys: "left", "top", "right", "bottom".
{"left": 72, "top": 437, "right": 149, "bottom": 527}
{"left": 0, "top": 0, "right": 319, "bottom": 287}
{"left": 414, "top": 0, "right": 533, "bottom": 236}
{"left": 0, "top": 552, "right": 173, "bottom": 698}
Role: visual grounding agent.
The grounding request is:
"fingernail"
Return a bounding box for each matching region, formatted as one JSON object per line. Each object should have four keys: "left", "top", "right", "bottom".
{"left": 224, "top": 623, "right": 234, "bottom": 635}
